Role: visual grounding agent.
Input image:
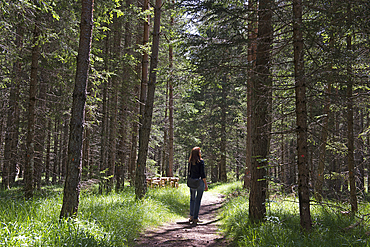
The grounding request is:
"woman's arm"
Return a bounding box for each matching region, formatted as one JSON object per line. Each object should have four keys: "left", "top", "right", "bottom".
{"left": 203, "top": 178, "right": 208, "bottom": 191}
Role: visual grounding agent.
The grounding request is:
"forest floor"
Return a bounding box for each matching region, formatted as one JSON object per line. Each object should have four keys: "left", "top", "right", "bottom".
{"left": 134, "top": 192, "right": 232, "bottom": 247}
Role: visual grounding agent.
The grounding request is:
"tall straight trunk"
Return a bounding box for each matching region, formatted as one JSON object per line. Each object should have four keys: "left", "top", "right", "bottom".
{"left": 61, "top": 114, "right": 69, "bottom": 180}
{"left": 116, "top": 0, "right": 133, "bottom": 192}
{"left": 45, "top": 118, "right": 51, "bottom": 184}
{"left": 24, "top": 21, "right": 41, "bottom": 199}
{"left": 248, "top": 0, "right": 272, "bottom": 222}
{"left": 3, "top": 21, "right": 23, "bottom": 189}
{"left": 34, "top": 78, "right": 47, "bottom": 190}
{"left": 52, "top": 120, "right": 60, "bottom": 184}
{"left": 163, "top": 82, "right": 169, "bottom": 176}
{"left": 116, "top": 97, "right": 127, "bottom": 191}
{"left": 346, "top": 5, "right": 357, "bottom": 211}
{"left": 168, "top": 0, "right": 174, "bottom": 177}
{"left": 293, "top": 0, "right": 312, "bottom": 231}
{"left": 315, "top": 34, "right": 334, "bottom": 201}
{"left": 60, "top": 0, "right": 94, "bottom": 218}
{"left": 168, "top": 80, "right": 173, "bottom": 177}
{"left": 129, "top": 80, "right": 140, "bottom": 185}
{"left": 82, "top": 111, "right": 90, "bottom": 179}
{"left": 140, "top": 0, "right": 150, "bottom": 118}
{"left": 244, "top": 0, "right": 257, "bottom": 189}
{"left": 220, "top": 77, "right": 227, "bottom": 182}
{"left": 129, "top": 0, "right": 147, "bottom": 186}
{"left": 314, "top": 81, "right": 332, "bottom": 201}
{"left": 280, "top": 108, "right": 285, "bottom": 190}
{"left": 356, "top": 110, "right": 365, "bottom": 192}
{"left": 99, "top": 32, "right": 109, "bottom": 192}
{"left": 135, "top": 0, "right": 162, "bottom": 199}
{"left": 107, "top": 12, "right": 122, "bottom": 192}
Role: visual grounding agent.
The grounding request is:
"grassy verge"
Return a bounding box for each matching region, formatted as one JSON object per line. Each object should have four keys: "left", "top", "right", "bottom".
{"left": 0, "top": 183, "right": 189, "bottom": 246}
{"left": 218, "top": 182, "right": 370, "bottom": 246}
{"left": 3, "top": 181, "right": 369, "bottom": 246}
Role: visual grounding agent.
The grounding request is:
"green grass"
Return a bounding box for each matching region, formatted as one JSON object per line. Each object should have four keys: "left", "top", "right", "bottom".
{"left": 219, "top": 182, "right": 370, "bottom": 246}
{"left": 0, "top": 184, "right": 189, "bottom": 246}
{"left": 2, "top": 181, "right": 370, "bottom": 246}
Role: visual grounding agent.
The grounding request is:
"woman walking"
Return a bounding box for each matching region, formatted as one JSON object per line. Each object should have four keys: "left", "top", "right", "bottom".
{"left": 188, "top": 147, "right": 208, "bottom": 225}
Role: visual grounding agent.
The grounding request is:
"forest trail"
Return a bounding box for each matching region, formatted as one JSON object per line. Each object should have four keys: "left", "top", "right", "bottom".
{"left": 134, "top": 192, "right": 230, "bottom": 247}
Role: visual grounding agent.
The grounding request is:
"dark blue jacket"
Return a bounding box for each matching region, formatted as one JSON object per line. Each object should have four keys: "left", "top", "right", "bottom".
{"left": 189, "top": 160, "right": 206, "bottom": 179}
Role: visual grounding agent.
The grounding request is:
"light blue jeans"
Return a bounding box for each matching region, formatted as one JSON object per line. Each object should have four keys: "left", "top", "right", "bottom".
{"left": 190, "top": 179, "right": 204, "bottom": 220}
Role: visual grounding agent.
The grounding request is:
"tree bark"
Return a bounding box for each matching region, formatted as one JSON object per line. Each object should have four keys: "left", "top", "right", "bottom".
{"left": 168, "top": 67, "right": 174, "bottom": 178}
{"left": 139, "top": 0, "right": 150, "bottom": 118}
{"left": 52, "top": 120, "right": 59, "bottom": 184}
{"left": 99, "top": 32, "right": 109, "bottom": 193}
{"left": 168, "top": 1, "right": 174, "bottom": 177}
{"left": 244, "top": 0, "right": 257, "bottom": 189}
{"left": 248, "top": 0, "right": 272, "bottom": 223}
{"left": 346, "top": 8, "right": 357, "bottom": 211}
{"left": 34, "top": 77, "right": 47, "bottom": 190}
{"left": 135, "top": 0, "right": 162, "bottom": 199}
{"left": 82, "top": 109, "right": 90, "bottom": 179}
{"left": 107, "top": 12, "right": 122, "bottom": 192}
{"left": 219, "top": 76, "right": 227, "bottom": 182}
{"left": 2, "top": 20, "right": 22, "bottom": 189}
{"left": 60, "top": 0, "right": 94, "bottom": 218}
{"left": 163, "top": 82, "right": 169, "bottom": 176}
{"left": 293, "top": 0, "right": 312, "bottom": 231}
{"left": 116, "top": 0, "right": 132, "bottom": 191}
{"left": 314, "top": 81, "right": 332, "bottom": 201}
{"left": 24, "top": 21, "right": 41, "bottom": 199}
{"left": 61, "top": 114, "right": 69, "bottom": 180}
{"left": 45, "top": 118, "right": 51, "bottom": 184}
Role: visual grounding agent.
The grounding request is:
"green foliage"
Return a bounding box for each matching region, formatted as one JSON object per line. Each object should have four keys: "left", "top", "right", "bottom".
{"left": 219, "top": 184, "right": 370, "bottom": 246}
{"left": 0, "top": 184, "right": 188, "bottom": 246}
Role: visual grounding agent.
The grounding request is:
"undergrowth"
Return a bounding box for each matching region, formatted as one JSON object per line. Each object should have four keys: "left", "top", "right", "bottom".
{"left": 2, "top": 181, "right": 370, "bottom": 246}
{"left": 0, "top": 183, "right": 188, "bottom": 246}
{"left": 219, "top": 182, "right": 370, "bottom": 246}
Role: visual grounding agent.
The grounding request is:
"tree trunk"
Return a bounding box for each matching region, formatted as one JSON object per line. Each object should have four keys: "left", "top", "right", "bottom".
{"left": 314, "top": 82, "right": 332, "bottom": 201}
{"left": 60, "top": 0, "right": 94, "bottom": 218}
{"left": 52, "top": 120, "right": 59, "bottom": 184}
{"left": 220, "top": 77, "right": 227, "bottom": 182}
{"left": 129, "top": 81, "right": 140, "bottom": 185}
{"left": 244, "top": 0, "right": 257, "bottom": 189}
{"left": 163, "top": 82, "right": 169, "bottom": 176}
{"left": 293, "top": 0, "right": 312, "bottom": 231}
{"left": 99, "top": 32, "right": 109, "bottom": 193}
{"left": 346, "top": 9, "right": 357, "bottom": 211}
{"left": 2, "top": 21, "right": 23, "bottom": 189}
{"left": 248, "top": 0, "right": 272, "bottom": 223}
{"left": 45, "top": 118, "right": 51, "bottom": 184}
{"left": 139, "top": 0, "right": 149, "bottom": 118}
{"left": 129, "top": 0, "right": 148, "bottom": 186}
{"left": 107, "top": 12, "right": 122, "bottom": 192}
{"left": 24, "top": 21, "right": 41, "bottom": 199}
{"left": 168, "top": 2, "right": 174, "bottom": 177}
{"left": 82, "top": 110, "right": 90, "bottom": 179}
{"left": 135, "top": 0, "right": 162, "bottom": 199}
{"left": 61, "top": 114, "right": 69, "bottom": 180}
{"left": 168, "top": 74, "right": 174, "bottom": 178}
{"left": 34, "top": 78, "right": 47, "bottom": 190}
{"left": 116, "top": 0, "right": 133, "bottom": 192}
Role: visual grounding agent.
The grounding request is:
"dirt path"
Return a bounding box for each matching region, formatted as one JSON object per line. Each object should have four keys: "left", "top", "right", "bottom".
{"left": 134, "top": 192, "right": 230, "bottom": 247}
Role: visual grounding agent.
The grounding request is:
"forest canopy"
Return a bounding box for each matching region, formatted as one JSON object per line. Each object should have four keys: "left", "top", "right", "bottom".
{"left": 0, "top": 0, "right": 369, "bottom": 231}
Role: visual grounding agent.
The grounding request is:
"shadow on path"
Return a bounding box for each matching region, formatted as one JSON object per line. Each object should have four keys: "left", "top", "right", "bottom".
{"left": 134, "top": 193, "right": 231, "bottom": 247}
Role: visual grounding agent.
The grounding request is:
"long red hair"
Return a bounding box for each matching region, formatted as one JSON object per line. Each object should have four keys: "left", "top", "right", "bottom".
{"left": 189, "top": 147, "right": 202, "bottom": 165}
